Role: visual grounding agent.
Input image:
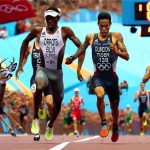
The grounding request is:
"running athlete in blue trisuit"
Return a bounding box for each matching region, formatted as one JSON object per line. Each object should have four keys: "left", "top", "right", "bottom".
{"left": 16, "top": 7, "right": 82, "bottom": 140}
{"left": 65, "top": 12, "right": 129, "bottom": 142}
{"left": 16, "top": 40, "right": 47, "bottom": 140}
{"left": 134, "top": 82, "right": 149, "bottom": 134}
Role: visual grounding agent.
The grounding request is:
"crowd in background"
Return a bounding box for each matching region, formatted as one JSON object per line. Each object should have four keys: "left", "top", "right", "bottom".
{"left": 29, "top": 0, "right": 122, "bottom": 26}
{"left": 1, "top": 87, "right": 150, "bottom": 136}
{"left": 0, "top": 0, "right": 122, "bottom": 38}
{"left": 12, "top": 0, "right": 122, "bottom": 36}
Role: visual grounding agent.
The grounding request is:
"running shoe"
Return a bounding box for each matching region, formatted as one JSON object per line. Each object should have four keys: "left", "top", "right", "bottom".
{"left": 31, "top": 119, "right": 39, "bottom": 134}
{"left": 68, "top": 132, "right": 74, "bottom": 136}
{"left": 34, "top": 133, "right": 40, "bottom": 141}
{"left": 74, "top": 130, "right": 79, "bottom": 137}
{"left": 45, "top": 121, "right": 53, "bottom": 140}
{"left": 140, "top": 128, "right": 144, "bottom": 136}
{"left": 140, "top": 131, "right": 144, "bottom": 136}
{"left": 143, "top": 120, "right": 148, "bottom": 127}
{"left": 99, "top": 123, "right": 109, "bottom": 137}
{"left": 111, "top": 123, "right": 119, "bottom": 142}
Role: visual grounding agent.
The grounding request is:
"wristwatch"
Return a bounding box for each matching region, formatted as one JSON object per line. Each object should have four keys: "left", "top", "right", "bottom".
{"left": 70, "top": 56, "right": 75, "bottom": 61}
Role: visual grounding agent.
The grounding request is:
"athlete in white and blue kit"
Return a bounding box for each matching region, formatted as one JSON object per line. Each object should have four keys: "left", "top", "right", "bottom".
{"left": 66, "top": 12, "right": 129, "bottom": 142}
{"left": 16, "top": 7, "right": 82, "bottom": 140}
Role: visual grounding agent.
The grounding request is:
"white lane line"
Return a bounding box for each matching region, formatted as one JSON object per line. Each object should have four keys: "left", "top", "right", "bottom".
{"left": 0, "top": 133, "right": 28, "bottom": 136}
{"left": 49, "top": 136, "right": 99, "bottom": 150}
{"left": 74, "top": 136, "right": 99, "bottom": 142}
{"left": 49, "top": 142, "right": 70, "bottom": 150}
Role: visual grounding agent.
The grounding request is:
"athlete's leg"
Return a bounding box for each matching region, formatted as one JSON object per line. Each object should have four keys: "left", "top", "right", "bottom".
{"left": 34, "top": 69, "right": 48, "bottom": 118}
{"left": 107, "top": 81, "right": 120, "bottom": 142}
{"left": 110, "top": 102, "right": 119, "bottom": 124}
{"left": 35, "top": 69, "right": 49, "bottom": 91}
{"left": 44, "top": 89, "right": 63, "bottom": 140}
{"left": 94, "top": 86, "right": 105, "bottom": 121}
{"left": 92, "top": 76, "right": 108, "bottom": 137}
{"left": 72, "top": 111, "right": 78, "bottom": 134}
{"left": 47, "top": 88, "right": 64, "bottom": 128}
{"left": 45, "top": 70, "right": 64, "bottom": 129}
{"left": 33, "top": 90, "right": 42, "bottom": 119}
{"left": 107, "top": 80, "right": 120, "bottom": 124}
{"left": 31, "top": 74, "right": 43, "bottom": 135}
{"left": 45, "top": 94, "right": 53, "bottom": 122}
{"left": 94, "top": 86, "right": 109, "bottom": 137}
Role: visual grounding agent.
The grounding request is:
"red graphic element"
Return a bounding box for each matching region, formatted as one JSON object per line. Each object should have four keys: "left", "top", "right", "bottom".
{"left": 0, "top": 0, "right": 35, "bottom": 24}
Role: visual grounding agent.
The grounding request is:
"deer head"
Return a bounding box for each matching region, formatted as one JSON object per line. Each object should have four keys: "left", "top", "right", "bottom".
{"left": 7, "top": 57, "right": 17, "bottom": 72}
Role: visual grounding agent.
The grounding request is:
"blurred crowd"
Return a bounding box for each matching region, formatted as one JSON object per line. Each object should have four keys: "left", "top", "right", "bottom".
{"left": 0, "top": 0, "right": 122, "bottom": 39}
{"left": 1, "top": 87, "right": 150, "bottom": 136}
{"left": 29, "top": 0, "right": 122, "bottom": 27}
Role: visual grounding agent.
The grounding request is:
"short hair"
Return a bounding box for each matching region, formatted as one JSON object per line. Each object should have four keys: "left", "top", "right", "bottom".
{"left": 97, "top": 12, "right": 111, "bottom": 23}
{"left": 46, "top": 7, "right": 60, "bottom": 13}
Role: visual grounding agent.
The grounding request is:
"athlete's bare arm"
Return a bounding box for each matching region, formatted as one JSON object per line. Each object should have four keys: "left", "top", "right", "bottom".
{"left": 18, "top": 27, "right": 42, "bottom": 70}
{"left": 22, "top": 42, "right": 34, "bottom": 66}
{"left": 62, "top": 26, "right": 82, "bottom": 48}
{"left": 65, "top": 34, "right": 92, "bottom": 81}
{"left": 134, "top": 91, "right": 139, "bottom": 102}
{"left": 65, "top": 34, "right": 91, "bottom": 65}
{"left": 74, "top": 34, "right": 91, "bottom": 59}
{"left": 111, "top": 32, "right": 129, "bottom": 60}
{"left": 16, "top": 27, "right": 42, "bottom": 79}
{"left": 142, "top": 65, "right": 150, "bottom": 83}
{"left": 76, "top": 34, "right": 93, "bottom": 81}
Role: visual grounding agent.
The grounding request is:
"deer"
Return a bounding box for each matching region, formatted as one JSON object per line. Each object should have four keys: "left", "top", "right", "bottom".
{"left": 0, "top": 57, "right": 24, "bottom": 136}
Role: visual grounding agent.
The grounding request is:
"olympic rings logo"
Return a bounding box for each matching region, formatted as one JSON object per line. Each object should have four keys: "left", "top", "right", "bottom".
{"left": 97, "top": 63, "right": 111, "bottom": 71}
{"left": 0, "top": 4, "right": 28, "bottom": 13}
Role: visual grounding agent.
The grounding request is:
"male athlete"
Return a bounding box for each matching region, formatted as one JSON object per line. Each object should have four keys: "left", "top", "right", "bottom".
{"left": 65, "top": 12, "right": 129, "bottom": 142}
{"left": 16, "top": 7, "right": 82, "bottom": 140}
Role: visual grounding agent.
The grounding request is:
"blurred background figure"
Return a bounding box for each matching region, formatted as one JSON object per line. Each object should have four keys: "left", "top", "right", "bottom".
{"left": 134, "top": 82, "right": 149, "bottom": 135}
{"left": 19, "top": 98, "right": 30, "bottom": 131}
{"left": 62, "top": 103, "right": 73, "bottom": 136}
{"left": 125, "top": 104, "right": 133, "bottom": 135}
{"left": 119, "top": 109, "right": 126, "bottom": 135}
{"left": 70, "top": 88, "right": 84, "bottom": 135}
{"left": 120, "top": 80, "right": 128, "bottom": 91}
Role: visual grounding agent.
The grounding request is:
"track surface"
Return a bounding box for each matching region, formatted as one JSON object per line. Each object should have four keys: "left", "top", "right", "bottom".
{"left": 0, "top": 134, "right": 150, "bottom": 150}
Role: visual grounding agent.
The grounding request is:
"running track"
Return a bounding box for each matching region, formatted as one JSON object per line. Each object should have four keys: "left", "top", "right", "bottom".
{"left": 0, "top": 135, "right": 150, "bottom": 150}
